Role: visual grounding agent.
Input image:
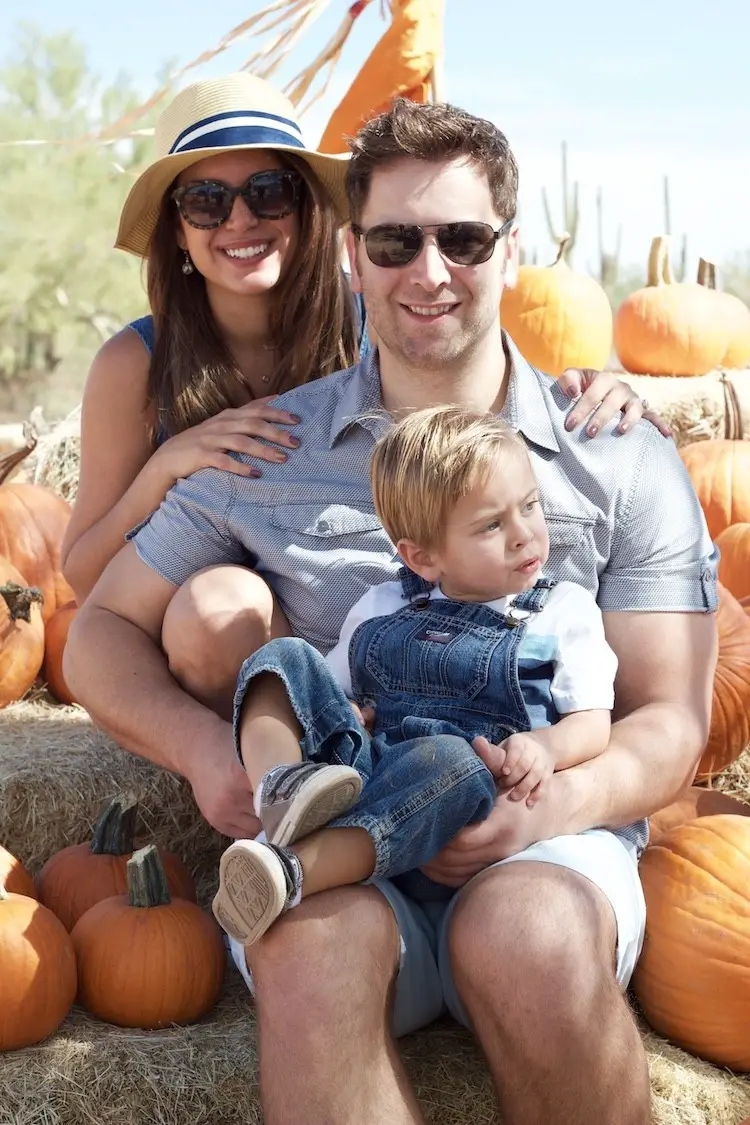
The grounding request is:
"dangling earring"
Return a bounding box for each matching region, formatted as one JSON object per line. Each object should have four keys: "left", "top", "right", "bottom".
{"left": 181, "top": 250, "right": 194, "bottom": 275}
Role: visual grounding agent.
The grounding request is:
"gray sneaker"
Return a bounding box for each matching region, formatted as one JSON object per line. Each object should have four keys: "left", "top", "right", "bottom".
{"left": 213, "top": 841, "right": 302, "bottom": 945}
{"left": 258, "top": 761, "right": 363, "bottom": 846}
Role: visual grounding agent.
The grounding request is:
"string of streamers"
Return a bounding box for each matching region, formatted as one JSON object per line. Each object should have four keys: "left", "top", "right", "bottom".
{"left": 0, "top": 0, "right": 385, "bottom": 149}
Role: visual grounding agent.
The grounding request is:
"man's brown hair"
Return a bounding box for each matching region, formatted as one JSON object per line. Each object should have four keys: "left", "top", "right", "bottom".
{"left": 345, "top": 97, "right": 518, "bottom": 224}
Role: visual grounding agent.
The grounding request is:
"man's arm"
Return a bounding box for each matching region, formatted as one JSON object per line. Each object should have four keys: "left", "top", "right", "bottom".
{"left": 557, "top": 608, "right": 717, "bottom": 832}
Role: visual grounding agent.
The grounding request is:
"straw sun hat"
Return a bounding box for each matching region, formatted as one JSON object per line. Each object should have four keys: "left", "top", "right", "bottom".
{"left": 115, "top": 73, "right": 351, "bottom": 257}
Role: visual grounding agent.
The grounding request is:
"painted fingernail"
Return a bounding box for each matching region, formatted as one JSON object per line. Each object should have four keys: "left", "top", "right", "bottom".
{"left": 288, "top": 436, "right": 301, "bottom": 447}
{"left": 587, "top": 424, "right": 599, "bottom": 437}
{"left": 619, "top": 422, "right": 630, "bottom": 433}
{"left": 288, "top": 415, "right": 301, "bottom": 424}
{"left": 274, "top": 451, "right": 288, "bottom": 461}
{"left": 565, "top": 415, "right": 578, "bottom": 431}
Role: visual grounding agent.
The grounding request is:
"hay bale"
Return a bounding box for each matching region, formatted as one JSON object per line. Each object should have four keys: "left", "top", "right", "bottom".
{"left": 615, "top": 368, "right": 750, "bottom": 448}
{"left": 1, "top": 968, "right": 749, "bottom": 1125}
{"left": 0, "top": 700, "right": 227, "bottom": 880}
{"left": 3, "top": 698, "right": 750, "bottom": 1123}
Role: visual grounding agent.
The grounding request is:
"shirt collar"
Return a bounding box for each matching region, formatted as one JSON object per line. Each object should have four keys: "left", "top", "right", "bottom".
{"left": 499, "top": 333, "right": 561, "bottom": 454}
{"left": 328, "top": 331, "right": 561, "bottom": 454}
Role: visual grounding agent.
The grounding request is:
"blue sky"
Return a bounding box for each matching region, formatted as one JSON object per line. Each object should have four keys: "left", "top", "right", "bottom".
{"left": 7, "top": 0, "right": 750, "bottom": 276}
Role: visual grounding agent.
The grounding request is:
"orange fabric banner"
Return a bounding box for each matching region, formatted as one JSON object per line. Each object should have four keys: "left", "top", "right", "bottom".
{"left": 318, "top": 0, "right": 445, "bottom": 153}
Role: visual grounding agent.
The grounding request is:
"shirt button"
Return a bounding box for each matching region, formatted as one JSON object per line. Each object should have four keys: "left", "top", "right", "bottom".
{"left": 318, "top": 520, "right": 330, "bottom": 533}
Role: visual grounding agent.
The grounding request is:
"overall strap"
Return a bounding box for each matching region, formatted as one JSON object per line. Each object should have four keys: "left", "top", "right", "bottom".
{"left": 398, "top": 565, "right": 435, "bottom": 606}
{"left": 512, "top": 576, "right": 556, "bottom": 614}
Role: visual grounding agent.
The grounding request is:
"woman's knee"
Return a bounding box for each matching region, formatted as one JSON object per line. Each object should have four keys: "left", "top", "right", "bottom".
{"left": 163, "top": 565, "right": 282, "bottom": 674}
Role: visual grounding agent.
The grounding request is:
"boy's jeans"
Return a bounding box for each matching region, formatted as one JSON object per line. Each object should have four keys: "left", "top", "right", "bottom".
{"left": 234, "top": 636, "right": 497, "bottom": 900}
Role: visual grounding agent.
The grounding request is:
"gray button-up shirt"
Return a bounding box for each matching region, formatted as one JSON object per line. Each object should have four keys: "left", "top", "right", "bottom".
{"left": 131, "top": 333, "right": 718, "bottom": 652}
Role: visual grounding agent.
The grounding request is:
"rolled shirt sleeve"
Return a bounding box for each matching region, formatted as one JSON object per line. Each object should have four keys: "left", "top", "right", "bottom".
{"left": 597, "top": 427, "right": 718, "bottom": 614}
{"left": 126, "top": 468, "right": 249, "bottom": 587}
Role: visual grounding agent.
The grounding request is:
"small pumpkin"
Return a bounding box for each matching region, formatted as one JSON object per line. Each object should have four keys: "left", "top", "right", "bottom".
{"left": 42, "top": 599, "right": 78, "bottom": 705}
{"left": 0, "top": 561, "right": 45, "bottom": 709}
{"left": 0, "top": 425, "right": 75, "bottom": 624}
{"left": 0, "top": 880, "right": 77, "bottom": 1050}
{"left": 716, "top": 523, "right": 750, "bottom": 602}
{"left": 501, "top": 234, "right": 613, "bottom": 377}
{"left": 614, "top": 236, "right": 726, "bottom": 376}
{"left": 72, "top": 844, "right": 225, "bottom": 1029}
{"left": 0, "top": 843, "right": 37, "bottom": 899}
{"left": 695, "top": 584, "right": 750, "bottom": 781}
{"left": 696, "top": 258, "right": 750, "bottom": 369}
{"left": 633, "top": 815, "right": 750, "bottom": 1070}
{"left": 680, "top": 438, "right": 750, "bottom": 539}
{"left": 648, "top": 785, "right": 750, "bottom": 845}
{"left": 36, "top": 793, "right": 196, "bottom": 931}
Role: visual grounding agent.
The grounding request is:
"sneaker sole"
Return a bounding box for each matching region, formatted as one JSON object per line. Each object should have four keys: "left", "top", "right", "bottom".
{"left": 268, "top": 766, "right": 363, "bottom": 847}
{"left": 212, "top": 842, "right": 287, "bottom": 945}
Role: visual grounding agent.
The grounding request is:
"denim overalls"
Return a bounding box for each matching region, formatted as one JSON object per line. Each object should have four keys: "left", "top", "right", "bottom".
{"left": 235, "top": 571, "right": 558, "bottom": 901}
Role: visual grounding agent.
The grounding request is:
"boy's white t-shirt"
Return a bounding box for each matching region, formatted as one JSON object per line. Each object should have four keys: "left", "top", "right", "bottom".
{"left": 324, "top": 578, "right": 617, "bottom": 715}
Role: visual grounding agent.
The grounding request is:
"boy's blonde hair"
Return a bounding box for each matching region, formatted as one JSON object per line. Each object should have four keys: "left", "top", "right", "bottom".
{"left": 370, "top": 405, "right": 530, "bottom": 549}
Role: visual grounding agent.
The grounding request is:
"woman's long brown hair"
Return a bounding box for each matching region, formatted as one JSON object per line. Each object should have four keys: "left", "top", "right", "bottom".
{"left": 145, "top": 153, "right": 360, "bottom": 437}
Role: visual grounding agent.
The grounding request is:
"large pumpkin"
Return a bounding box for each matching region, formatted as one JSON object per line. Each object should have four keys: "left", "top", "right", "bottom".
{"left": 42, "top": 599, "right": 78, "bottom": 705}
{"left": 648, "top": 785, "right": 750, "bottom": 845}
{"left": 680, "top": 439, "right": 750, "bottom": 539}
{"left": 0, "top": 881, "right": 77, "bottom": 1050}
{"left": 71, "top": 845, "right": 225, "bottom": 1029}
{"left": 696, "top": 258, "right": 750, "bottom": 369}
{"left": 716, "top": 523, "right": 750, "bottom": 602}
{"left": 501, "top": 235, "right": 613, "bottom": 377}
{"left": 0, "top": 843, "right": 37, "bottom": 899}
{"left": 614, "top": 236, "right": 726, "bottom": 376}
{"left": 0, "top": 559, "right": 45, "bottom": 709}
{"left": 633, "top": 815, "right": 750, "bottom": 1070}
{"left": 695, "top": 584, "right": 750, "bottom": 781}
{"left": 0, "top": 427, "right": 75, "bottom": 623}
{"left": 36, "top": 793, "right": 196, "bottom": 931}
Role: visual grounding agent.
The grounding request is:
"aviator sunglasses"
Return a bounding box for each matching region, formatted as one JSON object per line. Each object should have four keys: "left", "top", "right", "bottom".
{"left": 172, "top": 169, "right": 303, "bottom": 229}
{"left": 351, "top": 217, "right": 514, "bottom": 268}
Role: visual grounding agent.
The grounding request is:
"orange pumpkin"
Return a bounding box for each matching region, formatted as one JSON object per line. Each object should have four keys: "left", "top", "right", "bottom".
{"left": 42, "top": 599, "right": 78, "bottom": 705}
{"left": 71, "top": 844, "right": 225, "bottom": 1029}
{"left": 36, "top": 793, "right": 196, "bottom": 931}
{"left": 633, "top": 815, "right": 750, "bottom": 1070}
{"left": 614, "top": 236, "right": 726, "bottom": 376}
{"left": 680, "top": 438, "right": 750, "bottom": 539}
{"left": 716, "top": 523, "right": 750, "bottom": 602}
{"left": 0, "top": 429, "right": 75, "bottom": 624}
{"left": 0, "top": 881, "right": 77, "bottom": 1050}
{"left": 501, "top": 235, "right": 613, "bottom": 377}
{"left": 0, "top": 843, "right": 37, "bottom": 899}
{"left": 695, "top": 584, "right": 750, "bottom": 781}
{"left": 0, "top": 558, "right": 45, "bottom": 709}
{"left": 648, "top": 785, "right": 750, "bottom": 845}
{"left": 696, "top": 258, "right": 750, "bottom": 369}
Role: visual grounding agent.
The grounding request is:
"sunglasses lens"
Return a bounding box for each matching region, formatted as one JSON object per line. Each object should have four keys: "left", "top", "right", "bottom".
{"left": 438, "top": 222, "right": 496, "bottom": 265}
{"left": 178, "top": 183, "right": 233, "bottom": 228}
{"left": 364, "top": 225, "right": 423, "bottom": 267}
{"left": 247, "top": 171, "right": 300, "bottom": 218}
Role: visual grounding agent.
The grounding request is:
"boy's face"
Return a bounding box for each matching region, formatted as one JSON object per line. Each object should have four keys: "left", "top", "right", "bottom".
{"left": 348, "top": 156, "right": 518, "bottom": 372}
{"left": 404, "top": 453, "right": 550, "bottom": 602}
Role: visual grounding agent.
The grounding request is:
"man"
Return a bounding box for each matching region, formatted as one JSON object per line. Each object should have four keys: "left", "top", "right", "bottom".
{"left": 66, "top": 99, "right": 717, "bottom": 1124}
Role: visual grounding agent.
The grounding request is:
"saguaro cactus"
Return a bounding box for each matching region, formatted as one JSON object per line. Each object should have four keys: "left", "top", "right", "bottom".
{"left": 542, "top": 141, "right": 579, "bottom": 259}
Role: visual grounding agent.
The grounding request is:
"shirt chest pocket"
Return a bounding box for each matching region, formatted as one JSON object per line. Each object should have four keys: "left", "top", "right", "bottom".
{"left": 268, "top": 504, "right": 392, "bottom": 560}
{"left": 545, "top": 516, "right": 599, "bottom": 590}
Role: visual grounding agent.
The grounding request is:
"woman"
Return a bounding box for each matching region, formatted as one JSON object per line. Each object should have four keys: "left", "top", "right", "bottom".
{"left": 62, "top": 72, "right": 665, "bottom": 721}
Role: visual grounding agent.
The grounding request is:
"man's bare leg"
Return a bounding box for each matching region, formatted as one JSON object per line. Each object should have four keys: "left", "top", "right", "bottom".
{"left": 449, "top": 862, "right": 651, "bottom": 1125}
{"left": 246, "top": 885, "right": 426, "bottom": 1125}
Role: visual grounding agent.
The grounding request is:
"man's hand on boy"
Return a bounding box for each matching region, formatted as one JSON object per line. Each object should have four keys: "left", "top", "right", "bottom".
{"left": 494, "top": 732, "right": 555, "bottom": 807}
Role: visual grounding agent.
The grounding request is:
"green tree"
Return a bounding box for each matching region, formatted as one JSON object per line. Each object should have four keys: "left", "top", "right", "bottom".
{"left": 0, "top": 24, "right": 165, "bottom": 418}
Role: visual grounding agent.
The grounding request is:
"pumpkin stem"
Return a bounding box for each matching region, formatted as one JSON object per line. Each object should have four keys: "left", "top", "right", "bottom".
{"left": 646, "top": 235, "right": 673, "bottom": 287}
{"left": 697, "top": 258, "right": 717, "bottom": 289}
{"left": 552, "top": 232, "right": 572, "bottom": 265}
{"left": 128, "top": 845, "right": 172, "bottom": 908}
{"left": 90, "top": 793, "right": 139, "bottom": 856}
{"left": 0, "top": 582, "right": 44, "bottom": 623}
{"left": 0, "top": 419, "right": 38, "bottom": 487}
